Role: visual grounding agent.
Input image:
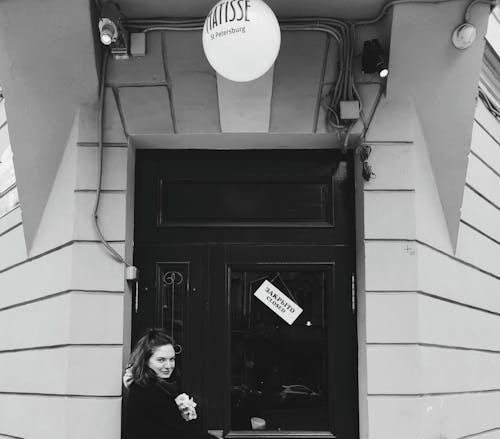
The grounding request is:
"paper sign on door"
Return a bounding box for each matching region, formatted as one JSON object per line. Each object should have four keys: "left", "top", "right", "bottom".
{"left": 253, "top": 280, "right": 303, "bottom": 325}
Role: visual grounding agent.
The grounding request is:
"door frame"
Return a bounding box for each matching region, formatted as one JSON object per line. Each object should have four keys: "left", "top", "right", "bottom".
{"left": 131, "top": 149, "right": 359, "bottom": 438}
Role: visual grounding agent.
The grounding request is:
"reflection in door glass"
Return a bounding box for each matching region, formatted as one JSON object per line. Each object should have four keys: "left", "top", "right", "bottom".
{"left": 230, "top": 270, "right": 328, "bottom": 431}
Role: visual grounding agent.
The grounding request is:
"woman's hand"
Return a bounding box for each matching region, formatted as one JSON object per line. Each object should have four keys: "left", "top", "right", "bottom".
{"left": 123, "top": 366, "right": 134, "bottom": 388}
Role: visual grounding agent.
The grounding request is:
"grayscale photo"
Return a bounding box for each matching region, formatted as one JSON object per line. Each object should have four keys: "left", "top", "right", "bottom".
{"left": 0, "top": 0, "right": 499, "bottom": 438}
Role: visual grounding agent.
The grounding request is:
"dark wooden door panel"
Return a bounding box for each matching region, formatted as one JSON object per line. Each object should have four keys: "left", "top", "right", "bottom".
{"left": 206, "top": 245, "right": 357, "bottom": 438}
{"left": 158, "top": 180, "right": 331, "bottom": 225}
{"left": 132, "top": 245, "right": 206, "bottom": 403}
{"left": 213, "top": 249, "right": 338, "bottom": 433}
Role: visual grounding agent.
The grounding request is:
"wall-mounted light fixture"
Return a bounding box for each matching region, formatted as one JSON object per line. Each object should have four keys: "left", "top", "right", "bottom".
{"left": 362, "top": 39, "right": 389, "bottom": 78}
{"left": 99, "top": 2, "right": 129, "bottom": 59}
{"left": 451, "top": 22, "right": 476, "bottom": 49}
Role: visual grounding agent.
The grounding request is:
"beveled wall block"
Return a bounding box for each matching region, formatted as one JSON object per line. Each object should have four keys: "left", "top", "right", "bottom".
{"left": 165, "top": 31, "right": 221, "bottom": 133}
{"left": 270, "top": 32, "right": 328, "bottom": 133}
{"left": 119, "top": 86, "right": 174, "bottom": 134}
{"left": 107, "top": 32, "right": 166, "bottom": 85}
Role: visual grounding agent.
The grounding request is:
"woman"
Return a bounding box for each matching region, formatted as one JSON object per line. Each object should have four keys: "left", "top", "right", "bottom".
{"left": 123, "top": 328, "right": 216, "bottom": 439}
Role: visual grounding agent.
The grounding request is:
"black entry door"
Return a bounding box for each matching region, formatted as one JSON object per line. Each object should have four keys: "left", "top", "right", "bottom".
{"left": 207, "top": 244, "right": 357, "bottom": 438}
{"left": 133, "top": 150, "right": 358, "bottom": 438}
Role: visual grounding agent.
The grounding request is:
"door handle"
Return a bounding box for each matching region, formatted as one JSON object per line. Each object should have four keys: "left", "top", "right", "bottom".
{"left": 135, "top": 281, "right": 139, "bottom": 314}
{"left": 134, "top": 284, "right": 148, "bottom": 314}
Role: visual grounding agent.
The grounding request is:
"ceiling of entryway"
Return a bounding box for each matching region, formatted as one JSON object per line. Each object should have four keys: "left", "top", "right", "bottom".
{"left": 115, "top": 0, "right": 389, "bottom": 20}
{"left": 0, "top": 0, "right": 489, "bottom": 255}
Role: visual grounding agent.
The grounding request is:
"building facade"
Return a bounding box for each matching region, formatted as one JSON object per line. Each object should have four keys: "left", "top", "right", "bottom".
{"left": 0, "top": 0, "right": 499, "bottom": 438}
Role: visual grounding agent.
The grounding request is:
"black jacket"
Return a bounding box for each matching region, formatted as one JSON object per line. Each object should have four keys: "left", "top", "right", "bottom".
{"left": 123, "top": 381, "right": 215, "bottom": 439}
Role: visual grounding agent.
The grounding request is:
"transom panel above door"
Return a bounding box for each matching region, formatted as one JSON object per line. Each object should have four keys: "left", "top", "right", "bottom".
{"left": 134, "top": 149, "right": 355, "bottom": 246}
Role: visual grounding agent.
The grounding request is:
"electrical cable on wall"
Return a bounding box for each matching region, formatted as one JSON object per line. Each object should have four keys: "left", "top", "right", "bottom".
{"left": 464, "top": 0, "right": 493, "bottom": 21}
{"left": 356, "top": 0, "right": 493, "bottom": 26}
{"left": 93, "top": 49, "right": 128, "bottom": 266}
{"left": 478, "top": 87, "right": 500, "bottom": 119}
{"left": 356, "top": 76, "right": 386, "bottom": 181}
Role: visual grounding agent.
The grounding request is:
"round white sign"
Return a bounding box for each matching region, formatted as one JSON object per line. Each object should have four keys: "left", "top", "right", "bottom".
{"left": 202, "top": 0, "right": 281, "bottom": 82}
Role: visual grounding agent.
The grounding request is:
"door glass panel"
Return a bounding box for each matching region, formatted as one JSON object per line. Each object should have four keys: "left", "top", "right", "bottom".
{"left": 230, "top": 269, "right": 328, "bottom": 431}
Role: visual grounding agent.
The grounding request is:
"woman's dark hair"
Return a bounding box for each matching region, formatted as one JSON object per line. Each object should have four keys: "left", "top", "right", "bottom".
{"left": 129, "top": 328, "right": 178, "bottom": 387}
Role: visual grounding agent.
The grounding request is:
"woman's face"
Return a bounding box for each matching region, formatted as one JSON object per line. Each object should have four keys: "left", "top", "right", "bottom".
{"left": 148, "top": 344, "right": 176, "bottom": 379}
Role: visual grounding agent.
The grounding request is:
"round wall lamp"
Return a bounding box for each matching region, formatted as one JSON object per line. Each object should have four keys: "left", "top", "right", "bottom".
{"left": 99, "top": 18, "right": 118, "bottom": 45}
{"left": 202, "top": 0, "right": 281, "bottom": 82}
{"left": 98, "top": 2, "right": 129, "bottom": 59}
{"left": 452, "top": 23, "right": 477, "bottom": 49}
